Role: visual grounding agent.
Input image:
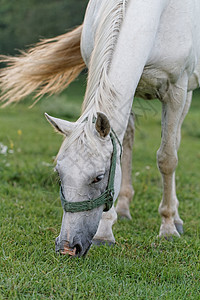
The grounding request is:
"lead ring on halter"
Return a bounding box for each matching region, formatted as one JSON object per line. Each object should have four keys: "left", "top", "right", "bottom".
{"left": 60, "top": 128, "right": 122, "bottom": 213}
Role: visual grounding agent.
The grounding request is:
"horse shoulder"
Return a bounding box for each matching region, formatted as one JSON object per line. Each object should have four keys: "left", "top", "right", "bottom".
{"left": 137, "top": 0, "right": 200, "bottom": 99}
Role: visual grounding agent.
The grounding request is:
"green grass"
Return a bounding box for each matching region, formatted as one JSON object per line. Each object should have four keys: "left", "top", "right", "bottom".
{"left": 0, "top": 76, "right": 200, "bottom": 299}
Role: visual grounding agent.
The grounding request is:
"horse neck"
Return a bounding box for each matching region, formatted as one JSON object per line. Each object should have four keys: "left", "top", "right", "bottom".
{"left": 81, "top": 0, "right": 169, "bottom": 142}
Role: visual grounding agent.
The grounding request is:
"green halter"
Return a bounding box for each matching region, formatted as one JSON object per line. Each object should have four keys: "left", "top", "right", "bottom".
{"left": 60, "top": 129, "right": 122, "bottom": 213}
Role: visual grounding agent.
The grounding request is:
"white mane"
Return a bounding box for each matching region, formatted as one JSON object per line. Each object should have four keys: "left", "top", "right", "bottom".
{"left": 58, "top": 0, "right": 128, "bottom": 157}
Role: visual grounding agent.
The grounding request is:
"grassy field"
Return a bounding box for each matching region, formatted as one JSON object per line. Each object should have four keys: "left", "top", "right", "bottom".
{"left": 0, "top": 76, "right": 200, "bottom": 299}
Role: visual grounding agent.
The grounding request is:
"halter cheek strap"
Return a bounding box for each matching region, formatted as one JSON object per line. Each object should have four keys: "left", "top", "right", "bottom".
{"left": 60, "top": 130, "right": 121, "bottom": 213}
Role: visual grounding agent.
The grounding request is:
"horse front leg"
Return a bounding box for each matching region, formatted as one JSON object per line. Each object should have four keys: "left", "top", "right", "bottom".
{"left": 115, "top": 112, "right": 135, "bottom": 219}
{"left": 157, "top": 77, "right": 191, "bottom": 238}
{"left": 92, "top": 205, "right": 117, "bottom": 245}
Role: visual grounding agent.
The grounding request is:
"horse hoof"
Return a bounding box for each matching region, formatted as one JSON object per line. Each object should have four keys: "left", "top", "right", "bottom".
{"left": 92, "top": 239, "right": 115, "bottom": 247}
{"left": 175, "top": 223, "right": 184, "bottom": 235}
{"left": 118, "top": 214, "right": 132, "bottom": 220}
{"left": 116, "top": 209, "right": 132, "bottom": 220}
{"left": 164, "top": 235, "right": 174, "bottom": 242}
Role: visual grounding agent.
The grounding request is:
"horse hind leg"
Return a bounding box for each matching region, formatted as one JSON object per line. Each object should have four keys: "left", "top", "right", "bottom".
{"left": 115, "top": 112, "right": 135, "bottom": 220}
{"left": 157, "top": 76, "right": 192, "bottom": 238}
{"left": 173, "top": 91, "right": 192, "bottom": 234}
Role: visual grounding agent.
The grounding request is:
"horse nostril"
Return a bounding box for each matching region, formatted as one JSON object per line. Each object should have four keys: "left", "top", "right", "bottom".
{"left": 74, "top": 244, "right": 82, "bottom": 256}
{"left": 59, "top": 241, "right": 83, "bottom": 256}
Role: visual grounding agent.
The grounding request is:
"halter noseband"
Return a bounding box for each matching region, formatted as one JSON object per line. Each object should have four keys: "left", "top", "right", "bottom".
{"left": 60, "top": 129, "right": 122, "bottom": 213}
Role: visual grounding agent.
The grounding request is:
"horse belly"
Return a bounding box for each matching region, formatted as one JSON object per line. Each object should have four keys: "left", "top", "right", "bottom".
{"left": 135, "top": 69, "right": 169, "bottom": 100}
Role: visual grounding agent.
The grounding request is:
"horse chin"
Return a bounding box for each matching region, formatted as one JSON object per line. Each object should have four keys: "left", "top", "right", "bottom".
{"left": 55, "top": 237, "right": 92, "bottom": 257}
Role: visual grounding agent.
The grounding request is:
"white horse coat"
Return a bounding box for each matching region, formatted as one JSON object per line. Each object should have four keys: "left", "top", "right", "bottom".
{"left": 76, "top": 0, "right": 200, "bottom": 246}
{"left": 1, "top": 0, "right": 199, "bottom": 256}
{"left": 82, "top": 0, "right": 200, "bottom": 98}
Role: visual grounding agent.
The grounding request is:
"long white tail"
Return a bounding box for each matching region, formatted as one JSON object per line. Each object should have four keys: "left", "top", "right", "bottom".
{"left": 0, "top": 25, "right": 85, "bottom": 106}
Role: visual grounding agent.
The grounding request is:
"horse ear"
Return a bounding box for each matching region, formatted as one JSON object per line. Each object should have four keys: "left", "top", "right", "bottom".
{"left": 95, "top": 112, "right": 110, "bottom": 138}
{"left": 45, "top": 113, "right": 75, "bottom": 136}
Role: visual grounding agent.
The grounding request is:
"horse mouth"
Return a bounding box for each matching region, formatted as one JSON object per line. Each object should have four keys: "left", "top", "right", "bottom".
{"left": 60, "top": 242, "right": 77, "bottom": 256}
{"left": 55, "top": 238, "right": 91, "bottom": 257}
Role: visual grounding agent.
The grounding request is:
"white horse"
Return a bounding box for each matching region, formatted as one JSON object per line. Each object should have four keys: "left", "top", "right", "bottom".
{"left": 0, "top": 0, "right": 200, "bottom": 256}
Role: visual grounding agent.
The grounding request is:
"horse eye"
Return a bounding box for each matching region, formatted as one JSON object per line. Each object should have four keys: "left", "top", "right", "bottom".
{"left": 92, "top": 174, "right": 104, "bottom": 184}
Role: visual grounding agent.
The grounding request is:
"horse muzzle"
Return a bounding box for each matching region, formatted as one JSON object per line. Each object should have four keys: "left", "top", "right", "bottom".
{"left": 55, "top": 236, "right": 92, "bottom": 257}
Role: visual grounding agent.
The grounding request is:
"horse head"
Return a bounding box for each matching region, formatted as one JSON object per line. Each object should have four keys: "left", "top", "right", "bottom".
{"left": 45, "top": 112, "right": 122, "bottom": 256}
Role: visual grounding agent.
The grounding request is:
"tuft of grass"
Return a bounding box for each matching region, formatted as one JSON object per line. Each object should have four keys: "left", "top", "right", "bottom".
{"left": 0, "top": 78, "right": 200, "bottom": 299}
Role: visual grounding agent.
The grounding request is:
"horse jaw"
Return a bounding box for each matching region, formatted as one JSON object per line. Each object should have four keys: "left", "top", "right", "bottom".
{"left": 54, "top": 137, "right": 112, "bottom": 256}
{"left": 55, "top": 157, "right": 122, "bottom": 257}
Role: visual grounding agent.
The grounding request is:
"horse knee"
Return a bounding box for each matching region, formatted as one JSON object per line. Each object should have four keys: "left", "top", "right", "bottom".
{"left": 157, "top": 148, "right": 178, "bottom": 175}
